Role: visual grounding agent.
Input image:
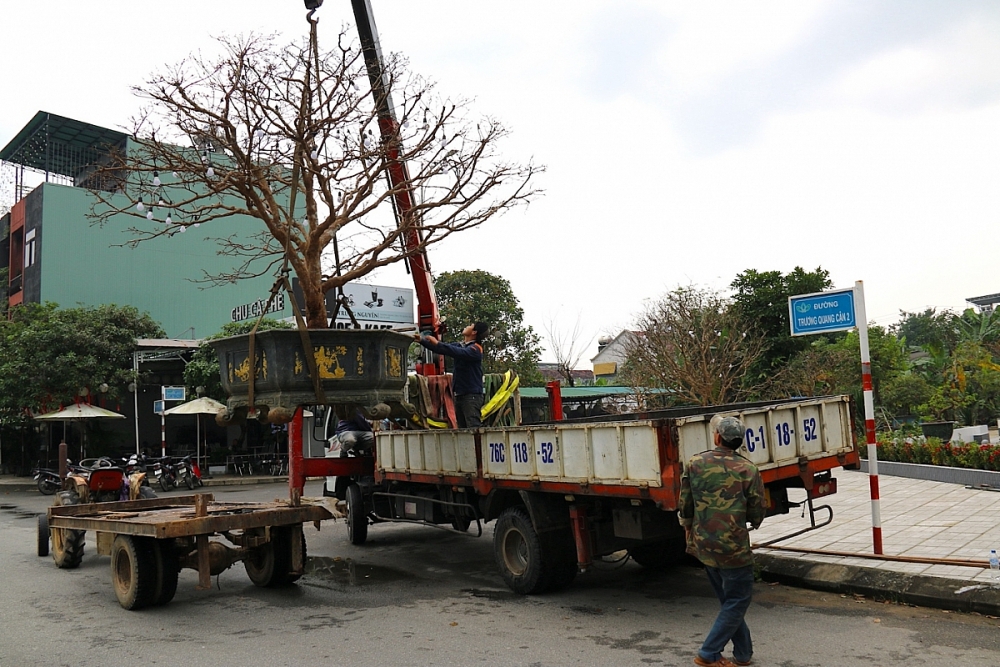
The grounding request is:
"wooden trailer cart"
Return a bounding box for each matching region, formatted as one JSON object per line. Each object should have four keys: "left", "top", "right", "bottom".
{"left": 43, "top": 493, "right": 332, "bottom": 609}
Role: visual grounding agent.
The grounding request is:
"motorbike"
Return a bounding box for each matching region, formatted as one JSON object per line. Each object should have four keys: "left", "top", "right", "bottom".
{"left": 170, "top": 456, "right": 203, "bottom": 490}
{"left": 185, "top": 455, "right": 204, "bottom": 488}
{"left": 151, "top": 457, "right": 176, "bottom": 492}
{"left": 32, "top": 465, "right": 62, "bottom": 495}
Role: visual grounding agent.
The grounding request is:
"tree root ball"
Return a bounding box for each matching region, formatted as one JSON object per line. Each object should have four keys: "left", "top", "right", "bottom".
{"left": 264, "top": 407, "right": 294, "bottom": 425}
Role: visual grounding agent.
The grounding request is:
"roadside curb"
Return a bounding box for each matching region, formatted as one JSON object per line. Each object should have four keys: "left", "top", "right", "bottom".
{"left": 0, "top": 475, "right": 293, "bottom": 493}
{"left": 756, "top": 552, "right": 1000, "bottom": 616}
{"left": 0, "top": 482, "right": 38, "bottom": 493}
{"left": 201, "top": 476, "right": 288, "bottom": 487}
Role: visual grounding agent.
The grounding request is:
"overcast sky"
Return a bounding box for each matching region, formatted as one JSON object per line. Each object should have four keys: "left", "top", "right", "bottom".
{"left": 2, "top": 1, "right": 999, "bottom": 365}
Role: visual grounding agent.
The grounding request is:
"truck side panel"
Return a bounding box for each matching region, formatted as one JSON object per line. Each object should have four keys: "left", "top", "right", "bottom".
{"left": 376, "top": 396, "right": 856, "bottom": 492}
{"left": 674, "top": 396, "right": 854, "bottom": 469}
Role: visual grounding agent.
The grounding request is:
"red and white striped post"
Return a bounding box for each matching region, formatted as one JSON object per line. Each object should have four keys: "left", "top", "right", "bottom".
{"left": 854, "top": 280, "right": 882, "bottom": 554}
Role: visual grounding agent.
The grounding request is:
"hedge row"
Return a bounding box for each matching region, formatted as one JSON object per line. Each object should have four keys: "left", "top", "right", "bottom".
{"left": 859, "top": 434, "right": 1000, "bottom": 472}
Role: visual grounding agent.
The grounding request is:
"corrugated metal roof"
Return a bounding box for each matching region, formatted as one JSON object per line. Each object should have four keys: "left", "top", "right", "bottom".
{"left": 0, "top": 111, "right": 127, "bottom": 175}
{"left": 519, "top": 386, "right": 646, "bottom": 400}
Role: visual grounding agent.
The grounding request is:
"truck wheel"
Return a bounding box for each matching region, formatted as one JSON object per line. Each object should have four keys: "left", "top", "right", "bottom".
{"left": 543, "top": 529, "right": 578, "bottom": 592}
{"left": 151, "top": 539, "right": 179, "bottom": 606}
{"left": 37, "top": 515, "right": 50, "bottom": 557}
{"left": 451, "top": 516, "right": 472, "bottom": 532}
{"left": 628, "top": 537, "right": 688, "bottom": 570}
{"left": 111, "top": 535, "right": 157, "bottom": 610}
{"left": 346, "top": 484, "right": 368, "bottom": 545}
{"left": 494, "top": 507, "right": 550, "bottom": 595}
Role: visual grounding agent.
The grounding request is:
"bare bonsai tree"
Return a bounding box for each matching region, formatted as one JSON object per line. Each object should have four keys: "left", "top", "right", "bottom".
{"left": 620, "top": 286, "right": 767, "bottom": 406}
{"left": 544, "top": 313, "right": 594, "bottom": 387}
{"left": 89, "top": 28, "right": 542, "bottom": 328}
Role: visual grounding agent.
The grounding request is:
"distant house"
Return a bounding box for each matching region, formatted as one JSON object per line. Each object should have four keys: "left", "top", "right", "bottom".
{"left": 590, "top": 331, "right": 640, "bottom": 382}
{"left": 536, "top": 362, "right": 594, "bottom": 386}
{"left": 967, "top": 292, "right": 1000, "bottom": 314}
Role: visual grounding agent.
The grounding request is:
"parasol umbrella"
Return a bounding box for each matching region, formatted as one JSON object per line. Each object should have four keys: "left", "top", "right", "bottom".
{"left": 34, "top": 404, "right": 126, "bottom": 460}
{"left": 163, "top": 397, "right": 226, "bottom": 472}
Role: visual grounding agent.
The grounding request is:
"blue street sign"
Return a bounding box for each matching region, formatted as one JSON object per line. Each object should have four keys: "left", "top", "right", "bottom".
{"left": 788, "top": 287, "right": 857, "bottom": 336}
{"left": 162, "top": 386, "right": 186, "bottom": 401}
{"left": 153, "top": 400, "right": 165, "bottom": 415}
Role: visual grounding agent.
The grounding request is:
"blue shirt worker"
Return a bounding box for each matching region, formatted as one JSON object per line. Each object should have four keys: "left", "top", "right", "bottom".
{"left": 416, "top": 322, "right": 489, "bottom": 428}
{"left": 679, "top": 416, "right": 765, "bottom": 667}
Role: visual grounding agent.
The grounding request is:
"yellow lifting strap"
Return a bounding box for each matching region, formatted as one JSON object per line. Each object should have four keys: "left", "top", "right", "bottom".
{"left": 482, "top": 370, "right": 520, "bottom": 419}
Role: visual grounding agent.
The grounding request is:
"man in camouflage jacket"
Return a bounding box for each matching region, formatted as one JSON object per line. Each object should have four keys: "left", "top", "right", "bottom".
{"left": 679, "top": 416, "right": 765, "bottom": 667}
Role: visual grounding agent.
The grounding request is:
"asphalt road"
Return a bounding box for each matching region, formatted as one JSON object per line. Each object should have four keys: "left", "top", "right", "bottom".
{"left": 2, "top": 483, "right": 1000, "bottom": 667}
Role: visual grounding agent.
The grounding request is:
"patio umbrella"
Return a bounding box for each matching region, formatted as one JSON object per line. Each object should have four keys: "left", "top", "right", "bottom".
{"left": 34, "top": 404, "right": 126, "bottom": 460}
{"left": 163, "top": 397, "right": 226, "bottom": 471}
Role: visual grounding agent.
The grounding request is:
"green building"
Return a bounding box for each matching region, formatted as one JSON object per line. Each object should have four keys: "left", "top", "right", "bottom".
{"left": 1, "top": 111, "right": 289, "bottom": 336}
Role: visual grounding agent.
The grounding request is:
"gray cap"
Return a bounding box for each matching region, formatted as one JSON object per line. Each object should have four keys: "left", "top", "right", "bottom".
{"left": 716, "top": 416, "right": 745, "bottom": 444}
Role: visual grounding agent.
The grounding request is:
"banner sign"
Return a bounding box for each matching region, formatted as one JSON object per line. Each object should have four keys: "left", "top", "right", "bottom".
{"left": 290, "top": 278, "right": 414, "bottom": 328}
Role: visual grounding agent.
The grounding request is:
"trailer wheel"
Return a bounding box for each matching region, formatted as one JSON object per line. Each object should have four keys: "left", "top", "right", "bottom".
{"left": 111, "top": 535, "right": 157, "bottom": 610}
{"left": 37, "top": 514, "right": 50, "bottom": 557}
{"left": 245, "top": 527, "right": 304, "bottom": 587}
{"left": 346, "top": 484, "right": 368, "bottom": 545}
{"left": 151, "top": 539, "right": 179, "bottom": 606}
{"left": 628, "top": 538, "right": 688, "bottom": 570}
{"left": 494, "top": 507, "right": 550, "bottom": 595}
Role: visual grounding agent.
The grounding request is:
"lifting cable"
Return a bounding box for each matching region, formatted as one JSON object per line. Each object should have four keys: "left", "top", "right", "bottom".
{"left": 245, "top": 5, "right": 329, "bottom": 414}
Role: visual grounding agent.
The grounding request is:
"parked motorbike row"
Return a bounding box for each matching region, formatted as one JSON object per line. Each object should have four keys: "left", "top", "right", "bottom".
{"left": 32, "top": 454, "right": 202, "bottom": 495}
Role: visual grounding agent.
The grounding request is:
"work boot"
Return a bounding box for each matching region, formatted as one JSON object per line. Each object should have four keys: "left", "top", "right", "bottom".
{"left": 693, "top": 656, "right": 737, "bottom": 667}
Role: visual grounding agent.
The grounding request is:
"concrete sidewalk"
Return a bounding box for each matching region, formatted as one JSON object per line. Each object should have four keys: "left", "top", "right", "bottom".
{"left": 752, "top": 468, "right": 1000, "bottom": 615}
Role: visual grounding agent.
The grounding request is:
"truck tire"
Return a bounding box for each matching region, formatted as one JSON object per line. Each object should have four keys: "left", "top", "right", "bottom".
{"left": 346, "top": 484, "right": 368, "bottom": 545}
{"left": 542, "top": 529, "right": 577, "bottom": 592}
{"left": 151, "top": 538, "right": 179, "bottom": 606}
{"left": 244, "top": 527, "right": 304, "bottom": 587}
{"left": 494, "top": 507, "right": 552, "bottom": 595}
{"left": 111, "top": 535, "right": 157, "bottom": 610}
{"left": 37, "top": 514, "right": 50, "bottom": 557}
{"left": 628, "top": 537, "right": 688, "bottom": 570}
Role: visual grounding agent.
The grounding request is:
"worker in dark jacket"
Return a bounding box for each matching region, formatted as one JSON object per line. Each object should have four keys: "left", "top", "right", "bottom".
{"left": 416, "top": 322, "right": 488, "bottom": 428}
{"left": 679, "top": 416, "right": 765, "bottom": 667}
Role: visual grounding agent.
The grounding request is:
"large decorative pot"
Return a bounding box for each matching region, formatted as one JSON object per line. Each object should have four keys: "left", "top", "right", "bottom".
{"left": 919, "top": 421, "right": 956, "bottom": 441}
{"left": 210, "top": 329, "right": 414, "bottom": 422}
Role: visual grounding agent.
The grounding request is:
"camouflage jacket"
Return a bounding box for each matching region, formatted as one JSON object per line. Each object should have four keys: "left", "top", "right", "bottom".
{"left": 678, "top": 446, "right": 765, "bottom": 569}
